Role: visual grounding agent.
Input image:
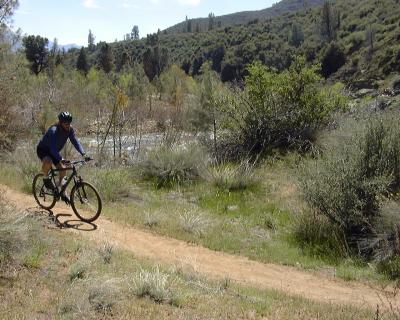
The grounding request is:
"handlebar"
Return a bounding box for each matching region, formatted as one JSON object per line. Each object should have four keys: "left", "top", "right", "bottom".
{"left": 61, "top": 158, "right": 93, "bottom": 166}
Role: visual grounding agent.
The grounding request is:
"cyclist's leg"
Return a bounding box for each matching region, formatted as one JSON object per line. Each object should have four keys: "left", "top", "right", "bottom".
{"left": 54, "top": 161, "right": 65, "bottom": 185}
{"left": 41, "top": 157, "right": 52, "bottom": 176}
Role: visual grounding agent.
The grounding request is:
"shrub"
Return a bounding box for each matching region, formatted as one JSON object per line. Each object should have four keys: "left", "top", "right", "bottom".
{"left": 320, "top": 42, "right": 346, "bottom": 78}
{"left": 139, "top": 144, "right": 206, "bottom": 188}
{"left": 0, "top": 202, "right": 29, "bottom": 265}
{"left": 202, "top": 161, "right": 258, "bottom": 191}
{"left": 89, "top": 167, "right": 131, "bottom": 202}
{"left": 88, "top": 281, "right": 119, "bottom": 313}
{"left": 218, "top": 57, "right": 342, "bottom": 160}
{"left": 6, "top": 147, "right": 39, "bottom": 193}
{"left": 97, "top": 242, "right": 114, "bottom": 264}
{"left": 377, "top": 256, "right": 400, "bottom": 280}
{"left": 179, "top": 209, "right": 210, "bottom": 237}
{"left": 293, "top": 213, "right": 349, "bottom": 261}
{"left": 130, "top": 267, "right": 170, "bottom": 303}
{"left": 300, "top": 114, "right": 400, "bottom": 258}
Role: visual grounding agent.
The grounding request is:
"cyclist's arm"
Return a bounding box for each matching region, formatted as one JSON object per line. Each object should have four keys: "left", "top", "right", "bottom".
{"left": 69, "top": 127, "right": 85, "bottom": 156}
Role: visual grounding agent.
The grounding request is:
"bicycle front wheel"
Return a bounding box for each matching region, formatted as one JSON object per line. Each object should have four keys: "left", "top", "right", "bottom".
{"left": 32, "top": 173, "right": 57, "bottom": 210}
{"left": 70, "top": 181, "right": 102, "bottom": 223}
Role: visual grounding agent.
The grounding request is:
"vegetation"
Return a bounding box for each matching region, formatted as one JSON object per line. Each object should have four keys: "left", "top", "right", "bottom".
{"left": 1, "top": 0, "right": 400, "bottom": 317}
{"left": 299, "top": 114, "right": 400, "bottom": 269}
{"left": 0, "top": 202, "right": 382, "bottom": 319}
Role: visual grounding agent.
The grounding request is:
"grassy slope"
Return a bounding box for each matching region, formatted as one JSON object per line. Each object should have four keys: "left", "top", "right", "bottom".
{"left": 0, "top": 201, "right": 381, "bottom": 319}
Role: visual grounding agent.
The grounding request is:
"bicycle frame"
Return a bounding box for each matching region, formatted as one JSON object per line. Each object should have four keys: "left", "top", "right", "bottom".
{"left": 48, "top": 162, "right": 84, "bottom": 198}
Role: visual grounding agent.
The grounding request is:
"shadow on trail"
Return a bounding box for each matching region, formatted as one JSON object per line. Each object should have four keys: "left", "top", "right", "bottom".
{"left": 29, "top": 207, "right": 97, "bottom": 231}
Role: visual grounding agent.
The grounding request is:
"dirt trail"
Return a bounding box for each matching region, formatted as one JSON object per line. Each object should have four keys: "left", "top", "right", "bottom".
{"left": 2, "top": 184, "right": 398, "bottom": 310}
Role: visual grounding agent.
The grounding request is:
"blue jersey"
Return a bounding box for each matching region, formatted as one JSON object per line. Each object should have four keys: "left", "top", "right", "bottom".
{"left": 37, "top": 125, "right": 85, "bottom": 161}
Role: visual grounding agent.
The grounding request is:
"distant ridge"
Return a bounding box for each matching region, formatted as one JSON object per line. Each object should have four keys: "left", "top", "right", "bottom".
{"left": 165, "top": 0, "right": 324, "bottom": 33}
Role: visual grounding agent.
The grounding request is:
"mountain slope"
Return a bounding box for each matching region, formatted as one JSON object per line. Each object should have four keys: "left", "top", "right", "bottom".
{"left": 166, "top": 0, "right": 324, "bottom": 33}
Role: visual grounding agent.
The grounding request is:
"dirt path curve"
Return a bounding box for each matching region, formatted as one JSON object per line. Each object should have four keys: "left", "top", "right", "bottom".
{"left": 2, "top": 184, "right": 398, "bottom": 310}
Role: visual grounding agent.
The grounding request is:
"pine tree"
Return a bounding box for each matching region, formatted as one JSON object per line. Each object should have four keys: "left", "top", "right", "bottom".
{"left": 97, "top": 43, "right": 113, "bottom": 73}
{"left": 131, "top": 25, "right": 139, "bottom": 40}
{"left": 88, "top": 29, "right": 95, "bottom": 51}
{"left": 208, "top": 12, "right": 215, "bottom": 31}
{"left": 77, "top": 47, "right": 90, "bottom": 75}
{"left": 290, "top": 24, "right": 304, "bottom": 47}
{"left": 22, "top": 35, "right": 49, "bottom": 76}
{"left": 320, "top": 1, "right": 337, "bottom": 42}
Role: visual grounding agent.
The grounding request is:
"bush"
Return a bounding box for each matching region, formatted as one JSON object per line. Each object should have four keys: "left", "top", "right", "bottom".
{"left": 321, "top": 42, "right": 346, "bottom": 78}
{"left": 179, "top": 209, "right": 210, "bottom": 236}
{"left": 293, "top": 213, "right": 349, "bottom": 262}
{"left": 377, "top": 256, "right": 400, "bottom": 280}
{"left": 300, "top": 114, "right": 400, "bottom": 258}
{"left": 130, "top": 267, "right": 171, "bottom": 303}
{"left": 202, "top": 161, "right": 258, "bottom": 191}
{"left": 89, "top": 167, "right": 131, "bottom": 202}
{"left": 139, "top": 144, "right": 206, "bottom": 188}
{"left": 218, "top": 57, "right": 342, "bottom": 160}
{"left": 0, "top": 202, "right": 29, "bottom": 265}
{"left": 6, "top": 147, "right": 39, "bottom": 193}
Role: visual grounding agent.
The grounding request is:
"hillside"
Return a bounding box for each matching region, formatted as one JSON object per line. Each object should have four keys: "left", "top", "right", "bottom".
{"left": 165, "top": 0, "right": 324, "bottom": 34}
{"left": 73, "top": 0, "right": 399, "bottom": 87}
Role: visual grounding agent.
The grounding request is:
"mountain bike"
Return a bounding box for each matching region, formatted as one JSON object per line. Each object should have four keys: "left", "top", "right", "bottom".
{"left": 32, "top": 159, "right": 102, "bottom": 223}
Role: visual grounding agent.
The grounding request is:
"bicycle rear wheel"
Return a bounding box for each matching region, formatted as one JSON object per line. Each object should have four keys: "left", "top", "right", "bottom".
{"left": 32, "top": 173, "right": 57, "bottom": 210}
{"left": 70, "top": 181, "right": 102, "bottom": 223}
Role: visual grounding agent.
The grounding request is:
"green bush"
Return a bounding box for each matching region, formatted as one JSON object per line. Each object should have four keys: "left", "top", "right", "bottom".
{"left": 218, "top": 57, "right": 343, "bottom": 160}
{"left": 377, "top": 256, "right": 400, "bottom": 280}
{"left": 300, "top": 114, "right": 400, "bottom": 258}
{"left": 88, "top": 167, "right": 131, "bottom": 202}
{"left": 139, "top": 144, "right": 206, "bottom": 188}
{"left": 202, "top": 161, "right": 258, "bottom": 191}
{"left": 293, "top": 213, "right": 349, "bottom": 262}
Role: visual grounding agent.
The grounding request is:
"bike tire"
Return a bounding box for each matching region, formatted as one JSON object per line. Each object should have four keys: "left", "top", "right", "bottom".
{"left": 32, "top": 173, "right": 57, "bottom": 210}
{"left": 70, "top": 181, "right": 102, "bottom": 223}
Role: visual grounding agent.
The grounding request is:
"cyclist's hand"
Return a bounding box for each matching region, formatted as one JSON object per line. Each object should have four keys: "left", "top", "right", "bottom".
{"left": 84, "top": 155, "right": 93, "bottom": 162}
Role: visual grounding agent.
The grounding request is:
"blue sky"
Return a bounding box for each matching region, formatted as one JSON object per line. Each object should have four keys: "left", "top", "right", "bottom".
{"left": 13, "top": 0, "right": 277, "bottom": 46}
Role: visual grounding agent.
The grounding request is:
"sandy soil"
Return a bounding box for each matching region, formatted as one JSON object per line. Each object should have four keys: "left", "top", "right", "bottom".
{"left": 2, "top": 184, "right": 399, "bottom": 310}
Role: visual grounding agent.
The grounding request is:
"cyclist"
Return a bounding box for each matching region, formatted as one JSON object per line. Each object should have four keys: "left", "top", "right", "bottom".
{"left": 36, "top": 111, "right": 88, "bottom": 203}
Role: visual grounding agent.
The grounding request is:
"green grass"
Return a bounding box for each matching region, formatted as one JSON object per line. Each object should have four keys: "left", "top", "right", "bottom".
{"left": 0, "top": 155, "right": 390, "bottom": 283}
{"left": 0, "top": 202, "right": 386, "bottom": 319}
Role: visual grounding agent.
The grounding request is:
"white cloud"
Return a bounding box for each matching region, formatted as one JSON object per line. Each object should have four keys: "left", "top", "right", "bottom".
{"left": 83, "top": 0, "right": 101, "bottom": 9}
{"left": 150, "top": 0, "right": 159, "bottom": 4}
{"left": 121, "top": 0, "right": 140, "bottom": 8}
{"left": 178, "top": 0, "right": 201, "bottom": 6}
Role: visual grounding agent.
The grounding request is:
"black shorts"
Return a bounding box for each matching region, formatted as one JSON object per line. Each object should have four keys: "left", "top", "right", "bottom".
{"left": 36, "top": 147, "right": 60, "bottom": 165}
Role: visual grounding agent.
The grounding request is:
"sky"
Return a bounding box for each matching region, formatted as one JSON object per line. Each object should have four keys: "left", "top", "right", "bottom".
{"left": 12, "top": 0, "right": 277, "bottom": 46}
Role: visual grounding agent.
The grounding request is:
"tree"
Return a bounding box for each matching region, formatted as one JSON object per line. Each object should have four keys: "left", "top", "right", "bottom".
{"left": 142, "top": 34, "right": 169, "bottom": 81}
{"left": 116, "top": 50, "right": 131, "bottom": 72}
{"left": 97, "top": 42, "right": 114, "bottom": 73}
{"left": 88, "top": 29, "right": 95, "bottom": 51}
{"left": 76, "top": 47, "right": 90, "bottom": 75}
{"left": 47, "top": 38, "right": 59, "bottom": 79}
{"left": 290, "top": 23, "right": 304, "bottom": 47}
{"left": 186, "top": 16, "right": 192, "bottom": 33}
{"left": 321, "top": 42, "right": 346, "bottom": 78}
{"left": 208, "top": 12, "right": 215, "bottom": 31}
{"left": 320, "top": 1, "right": 339, "bottom": 42}
{"left": 131, "top": 25, "right": 139, "bottom": 40}
{"left": 22, "top": 35, "right": 49, "bottom": 75}
{"left": 0, "top": 0, "right": 18, "bottom": 26}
